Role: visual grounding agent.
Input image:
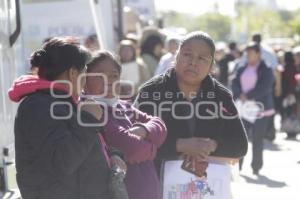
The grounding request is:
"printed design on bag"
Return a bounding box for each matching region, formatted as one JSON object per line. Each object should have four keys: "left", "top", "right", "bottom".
{"left": 167, "top": 178, "right": 214, "bottom": 199}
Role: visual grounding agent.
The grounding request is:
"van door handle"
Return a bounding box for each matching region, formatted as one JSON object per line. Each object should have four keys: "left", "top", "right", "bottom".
{"left": 9, "top": 0, "right": 21, "bottom": 47}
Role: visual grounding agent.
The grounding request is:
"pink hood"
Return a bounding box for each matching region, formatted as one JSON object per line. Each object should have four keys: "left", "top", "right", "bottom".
{"left": 8, "top": 75, "right": 69, "bottom": 102}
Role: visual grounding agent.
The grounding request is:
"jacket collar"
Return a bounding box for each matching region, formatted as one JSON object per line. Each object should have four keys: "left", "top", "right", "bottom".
{"left": 165, "top": 68, "right": 216, "bottom": 99}
{"left": 8, "top": 75, "right": 78, "bottom": 104}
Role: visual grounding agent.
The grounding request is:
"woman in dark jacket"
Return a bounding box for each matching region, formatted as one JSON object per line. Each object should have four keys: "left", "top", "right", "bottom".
{"left": 232, "top": 42, "right": 275, "bottom": 175}
{"left": 281, "top": 51, "right": 298, "bottom": 138}
{"left": 135, "top": 31, "right": 248, "bottom": 175}
{"left": 8, "top": 37, "right": 124, "bottom": 199}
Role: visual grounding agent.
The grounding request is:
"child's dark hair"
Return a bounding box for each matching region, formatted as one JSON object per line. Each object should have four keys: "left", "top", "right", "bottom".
{"left": 30, "top": 37, "right": 90, "bottom": 80}
{"left": 87, "top": 51, "right": 121, "bottom": 73}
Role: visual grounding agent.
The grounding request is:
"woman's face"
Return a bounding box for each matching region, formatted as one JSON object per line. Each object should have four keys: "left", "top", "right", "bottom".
{"left": 168, "top": 40, "right": 179, "bottom": 55}
{"left": 85, "top": 59, "right": 120, "bottom": 98}
{"left": 246, "top": 49, "right": 260, "bottom": 65}
{"left": 67, "top": 67, "right": 86, "bottom": 97}
{"left": 175, "top": 39, "right": 213, "bottom": 86}
{"left": 120, "top": 46, "right": 134, "bottom": 63}
{"left": 154, "top": 43, "right": 163, "bottom": 58}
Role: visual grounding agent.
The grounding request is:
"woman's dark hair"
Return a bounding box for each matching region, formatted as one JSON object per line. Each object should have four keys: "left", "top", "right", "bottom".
{"left": 30, "top": 37, "right": 91, "bottom": 80}
{"left": 119, "top": 40, "right": 136, "bottom": 63}
{"left": 140, "top": 35, "right": 163, "bottom": 59}
{"left": 284, "top": 51, "right": 295, "bottom": 66}
{"left": 245, "top": 41, "right": 260, "bottom": 53}
{"left": 87, "top": 51, "right": 121, "bottom": 73}
{"left": 179, "top": 31, "right": 216, "bottom": 57}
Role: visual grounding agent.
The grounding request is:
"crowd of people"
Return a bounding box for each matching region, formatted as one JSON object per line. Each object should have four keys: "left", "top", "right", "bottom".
{"left": 7, "top": 26, "right": 300, "bottom": 199}
{"left": 216, "top": 33, "right": 300, "bottom": 175}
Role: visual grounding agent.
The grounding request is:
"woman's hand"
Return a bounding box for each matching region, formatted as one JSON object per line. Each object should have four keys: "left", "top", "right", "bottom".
{"left": 239, "top": 94, "right": 248, "bottom": 102}
{"left": 80, "top": 99, "right": 103, "bottom": 120}
{"left": 110, "top": 155, "right": 127, "bottom": 173}
{"left": 129, "top": 126, "right": 148, "bottom": 139}
{"left": 176, "top": 137, "right": 218, "bottom": 160}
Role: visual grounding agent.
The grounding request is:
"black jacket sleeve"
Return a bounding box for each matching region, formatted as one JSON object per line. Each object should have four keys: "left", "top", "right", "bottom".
{"left": 212, "top": 91, "right": 248, "bottom": 158}
{"left": 231, "top": 68, "right": 243, "bottom": 100}
{"left": 134, "top": 86, "right": 157, "bottom": 116}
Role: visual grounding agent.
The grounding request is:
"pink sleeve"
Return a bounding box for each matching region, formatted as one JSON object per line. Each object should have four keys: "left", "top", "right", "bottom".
{"left": 132, "top": 107, "right": 167, "bottom": 147}
{"left": 104, "top": 122, "right": 157, "bottom": 164}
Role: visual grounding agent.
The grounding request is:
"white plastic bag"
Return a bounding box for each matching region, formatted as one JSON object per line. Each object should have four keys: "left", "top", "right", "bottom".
{"left": 162, "top": 159, "right": 235, "bottom": 199}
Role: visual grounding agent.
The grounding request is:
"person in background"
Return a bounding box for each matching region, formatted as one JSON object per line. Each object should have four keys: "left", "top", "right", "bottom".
{"left": 219, "top": 41, "right": 240, "bottom": 87}
{"left": 8, "top": 37, "right": 124, "bottom": 199}
{"left": 84, "top": 34, "right": 100, "bottom": 53}
{"left": 265, "top": 50, "right": 284, "bottom": 142}
{"left": 238, "top": 33, "right": 278, "bottom": 70}
{"left": 274, "top": 50, "right": 284, "bottom": 111}
{"left": 135, "top": 31, "right": 248, "bottom": 175}
{"left": 140, "top": 34, "right": 164, "bottom": 76}
{"left": 292, "top": 46, "right": 300, "bottom": 138}
{"left": 118, "top": 39, "right": 151, "bottom": 98}
{"left": 125, "top": 33, "right": 140, "bottom": 54}
{"left": 265, "top": 50, "right": 284, "bottom": 141}
{"left": 154, "top": 37, "right": 180, "bottom": 76}
{"left": 252, "top": 34, "right": 278, "bottom": 142}
{"left": 84, "top": 51, "right": 167, "bottom": 199}
{"left": 252, "top": 33, "right": 278, "bottom": 70}
{"left": 232, "top": 42, "right": 275, "bottom": 175}
{"left": 281, "top": 50, "right": 298, "bottom": 139}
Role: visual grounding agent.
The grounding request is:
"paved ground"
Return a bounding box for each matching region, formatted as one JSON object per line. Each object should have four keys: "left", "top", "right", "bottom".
{"left": 232, "top": 120, "right": 300, "bottom": 199}
{"left": 2, "top": 117, "right": 300, "bottom": 199}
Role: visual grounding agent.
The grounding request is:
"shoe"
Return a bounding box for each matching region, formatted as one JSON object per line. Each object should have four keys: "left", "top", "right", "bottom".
{"left": 264, "top": 127, "right": 276, "bottom": 141}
